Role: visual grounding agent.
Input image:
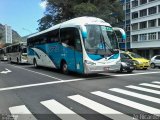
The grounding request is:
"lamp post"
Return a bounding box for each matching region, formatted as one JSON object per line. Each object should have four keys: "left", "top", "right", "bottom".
{"left": 124, "top": 0, "right": 127, "bottom": 52}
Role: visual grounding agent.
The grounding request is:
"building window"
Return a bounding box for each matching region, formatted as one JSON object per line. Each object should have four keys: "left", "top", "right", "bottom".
{"left": 132, "top": 0, "right": 138, "bottom": 8}
{"left": 126, "top": 36, "right": 130, "bottom": 42}
{"left": 140, "top": 9, "right": 147, "bottom": 17}
{"left": 132, "top": 23, "right": 138, "bottom": 30}
{"left": 148, "top": 6, "right": 157, "bottom": 15}
{"left": 148, "top": 32, "right": 157, "bottom": 40}
{"left": 158, "top": 32, "right": 160, "bottom": 39}
{"left": 140, "top": 0, "right": 147, "bottom": 5}
{"left": 126, "top": 13, "right": 130, "bottom": 20}
{"left": 159, "top": 5, "right": 160, "bottom": 12}
{"left": 148, "top": 19, "right": 157, "bottom": 27}
{"left": 140, "top": 21, "right": 147, "bottom": 29}
{"left": 132, "top": 12, "right": 138, "bottom": 19}
{"left": 158, "top": 19, "right": 160, "bottom": 26}
{"left": 126, "top": 25, "right": 130, "bottom": 31}
{"left": 132, "top": 35, "right": 138, "bottom": 42}
{"left": 126, "top": 2, "right": 130, "bottom": 10}
{"left": 139, "top": 34, "right": 147, "bottom": 41}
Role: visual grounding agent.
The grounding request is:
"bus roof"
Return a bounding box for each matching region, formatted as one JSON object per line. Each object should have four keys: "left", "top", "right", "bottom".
{"left": 28, "top": 16, "right": 111, "bottom": 39}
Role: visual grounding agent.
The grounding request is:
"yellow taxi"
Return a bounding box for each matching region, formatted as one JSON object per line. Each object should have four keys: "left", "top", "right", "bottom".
{"left": 125, "top": 51, "right": 150, "bottom": 70}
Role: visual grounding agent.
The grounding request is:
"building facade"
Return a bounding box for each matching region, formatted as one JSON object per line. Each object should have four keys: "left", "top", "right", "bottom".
{"left": 131, "top": 0, "right": 160, "bottom": 59}
{"left": 119, "top": 0, "right": 131, "bottom": 51}
{"left": 5, "top": 24, "right": 12, "bottom": 44}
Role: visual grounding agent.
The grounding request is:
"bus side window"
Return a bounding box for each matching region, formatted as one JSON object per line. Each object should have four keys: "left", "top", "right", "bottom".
{"left": 60, "top": 28, "right": 75, "bottom": 48}
{"left": 47, "top": 29, "right": 59, "bottom": 43}
{"left": 60, "top": 27, "right": 81, "bottom": 50}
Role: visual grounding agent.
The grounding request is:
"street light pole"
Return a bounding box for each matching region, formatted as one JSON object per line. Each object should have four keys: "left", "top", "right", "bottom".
{"left": 124, "top": 0, "right": 127, "bottom": 52}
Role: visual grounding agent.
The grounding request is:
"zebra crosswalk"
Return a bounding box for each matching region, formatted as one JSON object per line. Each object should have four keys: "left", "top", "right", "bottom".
{"left": 92, "top": 91, "right": 160, "bottom": 116}
{"left": 126, "top": 85, "right": 160, "bottom": 95}
{"left": 9, "top": 105, "right": 37, "bottom": 120}
{"left": 68, "top": 94, "right": 134, "bottom": 120}
{"left": 41, "top": 99, "right": 86, "bottom": 120}
{"left": 8, "top": 81, "right": 160, "bottom": 120}
{"left": 140, "top": 83, "right": 160, "bottom": 89}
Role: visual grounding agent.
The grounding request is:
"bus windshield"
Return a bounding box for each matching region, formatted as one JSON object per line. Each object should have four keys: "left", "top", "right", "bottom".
{"left": 84, "top": 25, "right": 118, "bottom": 55}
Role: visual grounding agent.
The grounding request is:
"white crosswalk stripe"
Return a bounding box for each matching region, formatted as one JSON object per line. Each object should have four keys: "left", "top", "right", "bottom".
{"left": 126, "top": 85, "right": 160, "bottom": 95}
{"left": 41, "top": 99, "right": 86, "bottom": 120}
{"left": 91, "top": 91, "right": 160, "bottom": 116}
{"left": 109, "top": 88, "right": 160, "bottom": 104}
{"left": 140, "top": 83, "right": 160, "bottom": 89}
{"left": 152, "top": 81, "right": 160, "bottom": 85}
{"left": 9, "top": 105, "right": 37, "bottom": 120}
{"left": 68, "top": 94, "right": 136, "bottom": 120}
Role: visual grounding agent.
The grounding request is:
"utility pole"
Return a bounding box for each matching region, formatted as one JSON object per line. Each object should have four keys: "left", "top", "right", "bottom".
{"left": 124, "top": 0, "right": 127, "bottom": 52}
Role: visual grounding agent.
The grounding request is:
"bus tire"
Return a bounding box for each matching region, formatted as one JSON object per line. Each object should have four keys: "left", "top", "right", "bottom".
{"left": 33, "top": 59, "right": 38, "bottom": 68}
{"left": 9, "top": 58, "right": 12, "bottom": 63}
{"left": 61, "top": 61, "right": 68, "bottom": 74}
{"left": 17, "top": 58, "right": 19, "bottom": 64}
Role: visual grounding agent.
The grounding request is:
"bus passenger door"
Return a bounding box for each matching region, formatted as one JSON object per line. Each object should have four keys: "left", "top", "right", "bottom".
{"left": 74, "top": 29, "right": 84, "bottom": 74}
{"left": 60, "top": 28, "right": 76, "bottom": 72}
{"left": 60, "top": 27, "right": 84, "bottom": 73}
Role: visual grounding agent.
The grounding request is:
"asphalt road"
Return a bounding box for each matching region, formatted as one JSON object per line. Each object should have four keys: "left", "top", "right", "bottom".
{"left": 0, "top": 61, "right": 160, "bottom": 120}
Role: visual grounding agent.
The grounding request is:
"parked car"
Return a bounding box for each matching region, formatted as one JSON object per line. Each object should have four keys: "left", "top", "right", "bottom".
{"left": 150, "top": 55, "right": 160, "bottom": 69}
{"left": 125, "top": 51, "right": 150, "bottom": 70}
{"left": 118, "top": 52, "right": 135, "bottom": 73}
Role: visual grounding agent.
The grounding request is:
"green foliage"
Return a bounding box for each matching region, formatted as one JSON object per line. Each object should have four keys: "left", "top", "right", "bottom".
{"left": 38, "top": 0, "right": 124, "bottom": 31}
{"left": 37, "top": 15, "right": 54, "bottom": 31}
{"left": 73, "top": 3, "right": 98, "bottom": 17}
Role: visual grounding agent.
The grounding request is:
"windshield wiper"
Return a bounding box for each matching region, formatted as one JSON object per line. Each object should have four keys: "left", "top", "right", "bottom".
{"left": 99, "top": 31, "right": 115, "bottom": 54}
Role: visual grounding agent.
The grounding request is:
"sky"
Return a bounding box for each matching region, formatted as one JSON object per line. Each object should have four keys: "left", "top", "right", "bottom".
{"left": 0, "top": 0, "right": 48, "bottom": 37}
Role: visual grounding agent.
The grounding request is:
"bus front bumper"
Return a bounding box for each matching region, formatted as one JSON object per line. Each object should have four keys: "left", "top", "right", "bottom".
{"left": 84, "top": 63, "right": 121, "bottom": 74}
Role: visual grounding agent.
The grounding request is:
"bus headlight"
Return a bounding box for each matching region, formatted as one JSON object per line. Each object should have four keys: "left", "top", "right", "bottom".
{"left": 84, "top": 60, "right": 96, "bottom": 65}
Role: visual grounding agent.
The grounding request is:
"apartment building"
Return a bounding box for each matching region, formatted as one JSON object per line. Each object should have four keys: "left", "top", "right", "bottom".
{"left": 119, "top": 0, "right": 131, "bottom": 51}
{"left": 131, "top": 0, "right": 160, "bottom": 59}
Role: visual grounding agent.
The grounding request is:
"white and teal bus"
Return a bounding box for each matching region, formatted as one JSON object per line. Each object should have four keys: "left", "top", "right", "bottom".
{"left": 27, "top": 17, "right": 126, "bottom": 74}
{"left": 6, "top": 42, "right": 28, "bottom": 64}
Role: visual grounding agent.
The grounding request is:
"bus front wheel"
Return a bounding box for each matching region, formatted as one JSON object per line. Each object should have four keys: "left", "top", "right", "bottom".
{"left": 61, "top": 61, "right": 68, "bottom": 74}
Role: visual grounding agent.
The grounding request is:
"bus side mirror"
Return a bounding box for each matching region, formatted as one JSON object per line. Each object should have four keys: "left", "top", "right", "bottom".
{"left": 113, "top": 27, "right": 126, "bottom": 41}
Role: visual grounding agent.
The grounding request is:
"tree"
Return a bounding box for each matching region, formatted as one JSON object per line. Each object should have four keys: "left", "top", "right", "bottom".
{"left": 73, "top": 3, "right": 98, "bottom": 17}
{"left": 38, "top": 0, "right": 124, "bottom": 31}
